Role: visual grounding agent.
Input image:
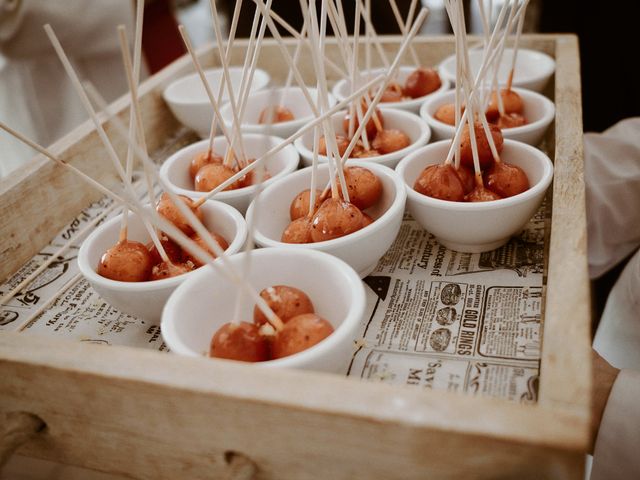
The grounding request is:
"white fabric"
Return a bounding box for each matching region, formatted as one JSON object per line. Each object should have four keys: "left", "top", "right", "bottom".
{"left": 587, "top": 118, "right": 640, "bottom": 479}
{"left": 0, "top": 0, "right": 135, "bottom": 178}
{"left": 591, "top": 369, "right": 640, "bottom": 480}
{"left": 584, "top": 118, "right": 640, "bottom": 279}
{"left": 588, "top": 118, "right": 640, "bottom": 371}
{"left": 594, "top": 250, "right": 640, "bottom": 370}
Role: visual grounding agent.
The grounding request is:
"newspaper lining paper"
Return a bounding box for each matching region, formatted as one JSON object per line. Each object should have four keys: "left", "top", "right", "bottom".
{"left": 0, "top": 153, "right": 546, "bottom": 405}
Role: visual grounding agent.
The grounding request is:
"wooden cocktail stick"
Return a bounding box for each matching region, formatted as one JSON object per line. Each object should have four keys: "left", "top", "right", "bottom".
{"left": 229, "top": 0, "right": 275, "bottom": 170}
{"left": 207, "top": 0, "right": 247, "bottom": 167}
{"left": 446, "top": 0, "right": 463, "bottom": 168}
{"left": 325, "top": 0, "right": 353, "bottom": 74}
{"left": 364, "top": 0, "right": 372, "bottom": 76}
{"left": 441, "top": 0, "right": 526, "bottom": 165}
{"left": 301, "top": 0, "right": 347, "bottom": 201}
{"left": 209, "top": 0, "right": 255, "bottom": 167}
{"left": 86, "top": 84, "right": 285, "bottom": 332}
{"left": 0, "top": 204, "right": 118, "bottom": 309}
{"left": 253, "top": 0, "right": 321, "bottom": 120}
{"left": 316, "top": 7, "right": 430, "bottom": 200}
{"left": 44, "top": 24, "right": 166, "bottom": 254}
{"left": 118, "top": 0, "right": 145, "bottom": 243}
{"left": 455, "top": 0, "right": 484, "bottom": 183}
{"left": 488, "top": 0, "right": 519, "bottom": 116}
{"left": 354, "top": 100, "right": 371, "bottom": 151}
{"left": 347, "top": 0, "right": 362, "bottom": 139}
{"left": 461, "top": 77, "right": 483, "bottom": 183}
{"left": 308, "top": 127, "right": 321, "bottom": 218}
{"left": 190, "top": 74, "right": 388, "bottom": 208}
{"left": 177, "top": 25, "right": 238, "bottom": 161}
{"left": 441, "top": 0, "right": 465, "bottom": 170}
{"left": 44, "top": 25, "right": 136, "bottom": 199}
{"left": 251, "top": 1, "right": 348, "bottom": 78}
{"left": 206, "top": 0, "right": 245, "bottom": 160}
{"left": 506, "top": 0, "right": 530, "bottom": 91}
{"left": 455, "top": 9, "right": 501, "bottom": 165}
{"left": 118, "top": 26, "right": 171, "bottom": 264}
{"left": 280, "top": 23, "right": 308, "bottom": 105}
{"left": 388, "top": 0, "right": 421, "bottom": 66}
{"left": 356, "top": 0, "right": 390, "bottom": 69}
{"left": 0, "top": 122, "right": 126, "bottom": 207}
{"left": 361, "top": 94, "right": 384, "bottom": 132}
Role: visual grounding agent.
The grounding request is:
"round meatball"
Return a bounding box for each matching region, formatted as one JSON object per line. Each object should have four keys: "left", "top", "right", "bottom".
{"left": 271, "top": 314, "right": 334, "bottom": 359}
{"left": 189, "top": 151, "right": 223, "bottom": 179}
{"left": 414, "top": 164, "right": 465, "bottom": 202}
{"left": 209, "top": 322, "right": 270, "bottom": 362}
{"left": 281, "top": 217, "right": 314, "bottom": 244}
{"left": 484, "top": 162, "right": 529, "bottom": 198}
{"left": 342, "top": 166, "right": 383, "bottom": 210}
{"left": 194, "top": 163, "right": 240, "bottom": 192}
{"left": 253, "top": 285, "right": 315, "bottom": 326}
{"left": 290, "top": 189, "right": 322, "bottom": 220}
{"left": 156, "top": 192, "right": 204, "bottom": 236}
{"left": 97, "top": 240, "right": 153, "bottom": 282}
{"left": 403, "top": 67, "right": 442, "bottom": 98}
{"left": 465, "top": 186, "right": 502, "bottom": 202}
{"left": 371, "top": 129, "right": 411, "bottom": 154}
{"left": 182, "top": 231, "right": 229, "bottom": 267}
{"left": 459, "top": 122, "right": 503, "bottom": 169}
{"left": 259, "top": 105, "right": 295, "bottom": 124}
{"left": 310, "top": 198, "right": 365, "bottom": 242}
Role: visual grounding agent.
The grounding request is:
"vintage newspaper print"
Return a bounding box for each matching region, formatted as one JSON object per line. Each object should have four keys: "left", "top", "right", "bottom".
{"left": 0, "top": 129, "right": 196, "bottom": 348}
{"left": 1, "top": 126, "right": 546, "bottom": 400}
{"left": 346, "top": 207, "right": 546, "bottom": 404}
{"left": 0, "top": 186, "right": 168, "bottom": 351}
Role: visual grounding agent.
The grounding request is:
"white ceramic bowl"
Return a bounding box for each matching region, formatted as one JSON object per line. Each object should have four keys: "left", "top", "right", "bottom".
{"left": 159, "top": 134, "right": 300, "bottom": 215}
{"left": 439, "top": 48, "right": 556, "bottom": 93}
{"left": 163, "top": 67, "right": 270, "bottom": 138}
{"left": 219, "top": 86, "right": 335, "bottom": 139}
{"left": 247, "top": 161, "right": 406, "bottom": 278}
{"left": 294, "top": 109, "right": 431, "bottom": 169}
{"left": 420, "top": 87, "right": 556, "bottom": 145}
{"left": 161, "top": 248, "right": 366, "bottom": 373}
{"left": 396, "top": 139, "right": 553, "bottom": 253}
{"left": 78, "top": 201, "right": 248, "bottom": 321}
{"left": 331, "top": 66, "right": 450, "bottom": 113}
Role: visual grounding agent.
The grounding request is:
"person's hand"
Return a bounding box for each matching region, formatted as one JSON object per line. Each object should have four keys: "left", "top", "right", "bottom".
{"left": 591, "top": 349, "right": 620, "bottom": 453}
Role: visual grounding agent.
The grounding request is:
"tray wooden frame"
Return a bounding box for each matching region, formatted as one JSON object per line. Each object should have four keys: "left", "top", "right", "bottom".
{"left": 0, "top": 34, "right": 590, "bottom": 480}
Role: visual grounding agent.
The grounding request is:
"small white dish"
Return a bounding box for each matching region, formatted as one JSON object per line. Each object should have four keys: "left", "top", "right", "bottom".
{"left": 332, "top": 66, "right": 450, "bottom": 114}
{"left": 420, "top": 87, "right": 555, "bottom": 145}
{"left": 395, "top": 139, "right": 553, "bottom": 253}
{"left": 163, "top": 67, "right": 270, "bottom": 138}
{"left": 219, "top": 86, "right": 335, "bottom": 139}
{"left": 78, "top": 201, "right": 247, "bottom": 321}
{"left": 294, "top": 108, "right": 431, "bottom": 169}
{"left": 161, "top": 248, "right": 366, "bottom": 373}
{"left": 247, "top": 161, "right": 406, "bottom": 278}
{"left": 159, "top": 134, "right": 300, "bottom": 215}
{"left": 438, "top": 48, "right": 556, "bottom": 93}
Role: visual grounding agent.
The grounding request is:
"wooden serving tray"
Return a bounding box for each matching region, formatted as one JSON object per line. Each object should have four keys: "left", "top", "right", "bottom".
{"left": 0, "top": 35, "right": 590, "bottom": 479}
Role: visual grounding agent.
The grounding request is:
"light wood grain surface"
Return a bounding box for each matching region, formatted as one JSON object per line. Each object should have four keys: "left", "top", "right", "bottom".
{"left": 0, "top": 35, "right": 589, "bottom": 479}
{"left": 2, "top": 333, "right": 585, "bottom": 480}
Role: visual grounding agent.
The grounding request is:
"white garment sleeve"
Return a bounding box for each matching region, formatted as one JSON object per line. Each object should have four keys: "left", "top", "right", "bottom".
{"left": 584, "top": 117, "right": 640, "bottom": 279}
{"left": 594, "top": 249, "right": 640, "bottom": 370}
{"left": 0, "top": 0, "right": 133, "bottom": 59}
{"left": 591, "top": 369, "right": 640, "bottom": 480}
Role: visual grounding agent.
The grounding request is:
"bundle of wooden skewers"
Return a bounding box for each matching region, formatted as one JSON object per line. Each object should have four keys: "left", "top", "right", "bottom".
{"left": 0, "top": 0, "right": 552, "bottom": 367}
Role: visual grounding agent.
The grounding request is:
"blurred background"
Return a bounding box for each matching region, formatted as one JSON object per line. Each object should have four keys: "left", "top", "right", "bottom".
{"left": 1, "top": 0, "right": 638, "bottom": 178}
